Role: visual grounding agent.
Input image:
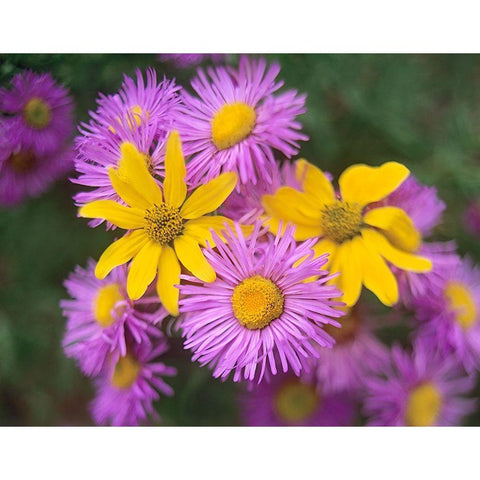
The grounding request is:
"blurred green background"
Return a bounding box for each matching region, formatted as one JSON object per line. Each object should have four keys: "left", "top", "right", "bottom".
{"left": 0, "top": 54, "right": 479, "bottom": 425}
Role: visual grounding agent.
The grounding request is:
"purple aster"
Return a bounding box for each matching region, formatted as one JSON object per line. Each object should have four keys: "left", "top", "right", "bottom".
{"left": 240, "top": 373, "right": 356, "bottom": 426}
{"left": 179, "top": 221, "right": 344, "bottom": 384}
{"left": 363, "top": 340, "right": 476, "bottom": 426}
{"left": 463, "top": 199, "right": 480, "bottom": 237}
{"left": 158, "top": 54, "right": 226, "bottom": 68}
{"left": 61, "top": 260, "right": 167, "bottom": 377}
{"left": 413, "top": 257, "right": 480, "bottom": 373}
{"left": 0, "top": 70, "right": 73, "bottom": 155}
{"left": 90, "top": 340, "right": 176, "bottom": 426}
{"left": 177, "top": 55, "right": 308, "bottom": 188}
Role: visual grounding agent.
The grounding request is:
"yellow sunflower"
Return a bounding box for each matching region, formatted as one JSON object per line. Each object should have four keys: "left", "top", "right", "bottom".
{"left": 262, "top": 159, "right": 432, "bottom": 307}
{"left": 79, "top": 130, "right": 237, "bottom": 316}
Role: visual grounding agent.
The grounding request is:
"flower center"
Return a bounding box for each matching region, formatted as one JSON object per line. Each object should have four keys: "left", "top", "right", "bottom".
{"left": 8, "top": 150, "right": 36, "bottom": 172}
{"left": 231, "top": 275, "right": 284, "bottom": 330}
{"left": 112, "top": 354, "right": 140, "bottom": 389}
{"left": 323, "top": 307, "right": 360, "bottom": 344}
{"left": 23, "top": 97, "right": 52, "bottom": 129}
{"left": 93, "top": 283, "right": 125, "bottom": 328}
{"left": 445, "top": 281, "right": 477, "bottom": 329}
{"left": 405, "top": 382, "right": 442, "bottom": 426}
{"left": 211, "top": 102, "right": 256, "bottom": 150}
{"left": 274, "top": 380, "right": 320, "bottom": 424}
{"left": 144, "top": 203, "right": 184, "bottom": 245}
{"left": 319, "top": 201, "right": 363, "bottom": 244}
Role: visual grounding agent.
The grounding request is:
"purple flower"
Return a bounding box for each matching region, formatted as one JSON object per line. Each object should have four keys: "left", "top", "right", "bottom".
{"left": 158, "top": 54, "right": 226, "bottom": 68}
{"left": 413, "top": 257, "right": 480, "bottom": 372}
{"left": 90, "top": 340, "right": 176, "bottom": 426}
{"left": 363, "top": 340, "right": 476, "bottom": 426}
{"left": 179, "top": 221, "right": 344, "bottom": 384}
{"left": 463, "top": 199, "right": 480, "bottom": 237}
{"left": 61, "top": 260, "right": 167, "bottom": 376}
{"left": 0, "top": 70, "right": 73, "bottom": 155}
{"left": 177, "top": 56, "right": 308, "bottom": 187}
{"left": 240, "top": 373, "right": 356, "bottom": 426}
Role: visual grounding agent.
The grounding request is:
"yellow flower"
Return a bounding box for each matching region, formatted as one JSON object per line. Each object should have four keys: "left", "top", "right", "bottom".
{"left": 79, "top": 131, "right": 237, "bottom": 316}
{"left": 262, "top": 160, "right": 433, "bottom": 307}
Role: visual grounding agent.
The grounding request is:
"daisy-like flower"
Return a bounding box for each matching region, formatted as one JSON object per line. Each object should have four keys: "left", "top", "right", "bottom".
{"left": 158, "top": 54, "right": 226, "bottom": 68}
{"left": 262, "top": 159, "right": 433, "bottom": 307}
{"left": 0, "top": 70, "right": 73, "bottom": 155}
{"left": 240, "top": 374, "right": 356, "bottom": 426}
{"left": 177, "top": 55, "right": 308, "bottom": 187}
{"left": 180, "top": 221, "right": 344, "bottom": 384}
{"left": 79, "top": 131, "right": 237, "bottom": 316}
{"left": 61, "top": 260, "right": 166, "bottom": 376}
{"left": 90, "top": 340, "right": 176, "bottom": 426}
{"left": 363, "top": 340, "right": 476, "bottom": 426}
{"left": 413, "top": 258, "right": 480, "bottom": 372}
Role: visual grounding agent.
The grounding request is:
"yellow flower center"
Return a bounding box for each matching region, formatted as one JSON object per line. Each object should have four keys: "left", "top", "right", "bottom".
{"left": 144, "top": 203, "right": 184, "bottom": 245}
{"left": 111, "top": 354, "right": 140, "bottom": 389}
{"left": 23, "top": 97, "right": 52, "bottom": 129}
{"left": 231, "top": 275, "right": 284, "bottom": 330}
{"left": 405, "top": 382, "right": 442, "bottom": 426}
{"left": 211, "top": 102, "right": 256, "bottom": 150}
{"left": 93, "top": 283, "right": 125, "bottom": 328}
{"left": 323, "top": 307, "right": 360, "bottom": 344}
{"left": 274, "top": 380, "right": 320, "bottom": 424}
{"left": 8, "top": 150, "right": 36, "bottom": 172}
{"left": 319, "top": 201, "right": 363, "bottom": 244}
{"left": 445, "top": 281, "right": 477, "bottom": 329}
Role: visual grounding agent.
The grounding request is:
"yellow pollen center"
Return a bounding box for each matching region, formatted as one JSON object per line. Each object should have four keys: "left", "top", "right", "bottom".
{"left": 8, "top": 150, "right": 36, "bottom": 172}
{"left": 405, "top": 382, "right": 442, "bottom": 426}
{"left": 111, "top": 354, "right": 140, "bottom": 389}
{"left": 445, "top": 281, "right": 477, "bottom": 329}
{"left": 23, "top": 97, "right": 52, "bottom": 129}
{"left": 211, "top": 102, "right": 256, "bottom": 150}
{"left": 93, "top": 283, "right": 125, "bottom": 328}
{"left": 319, "top": 201, "right": 363, "bottom": 244}
{"left": 323, "top": 307, "right": 360, "bottom": 344}
{"left": 231, "top": 275, "right": 284, "bottom": 330}
{"left": 274, "top": 380, "right": 320, "bottom": 424}
{"left": 144, "top": 203, "right": 184, "bottom": 245}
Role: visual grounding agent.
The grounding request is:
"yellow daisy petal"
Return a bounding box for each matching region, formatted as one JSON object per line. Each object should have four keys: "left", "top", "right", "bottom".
{"left": 312, "top": 238, "right": 337, "bottom": 269}
{"left": 362, "top": 228, "right": 432, "bottom": 273}
{"left": 174, "top": 235, "right": 216, "bottom": 283}
{"left": 108, "top": 167, "right": 151, "bottom": 210}
{"left": 339, "top": 162, "right": 410, "bottom": 206}
{"left": 95, "top": 230, "right": 149, "bottom": 279}
{"left": 363, "top": 206, "right": 421, "bottom": 253}
{"left": 156, "top": 246, "right": 181, "bottom": 316}
{"left": 79, "top": 200, "right": 146, "bottom": 230}
{"left": 295, "top": 159, "right": 336, "bottom": 205}
{"left": 180, "top": 172, "right": 237, "bottom": 219}
{"left": 264, "top": 216, "right": 322, "bottom": 241}
{"left": 183, "top": 216, "right": 234, "bottom": 247}
{"left": 126, "top": 241, "right": 162, "bottom": 300}
{"left": 163, "top": 131, "right": 187, "bottom": 209}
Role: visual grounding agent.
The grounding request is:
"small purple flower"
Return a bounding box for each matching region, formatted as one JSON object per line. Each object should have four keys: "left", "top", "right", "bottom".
{"left": 363, "top": 340, "right": 476, "bottom": 426}
{"left": 177, "top": 56, "right": 308, "bottom": 188}
{"left": 90, "top": 340, "right": 176, "bottom": 426}
{"left": 463, "top": 199, "right": 480, "bottom": 237}
{"left": 0, "top": 70, "right": 73, "bottom": 155}
{"left": 158, "top": 54, "right": 226, "bottom": 68}
{"left": 61, "top": 260, "right": 167, "bottom": 376}
{"left": 240, "top": 373, "right": 356, "bottom": 426}
{"left": 180, "top": 221, "right": 344, "bottom": 384}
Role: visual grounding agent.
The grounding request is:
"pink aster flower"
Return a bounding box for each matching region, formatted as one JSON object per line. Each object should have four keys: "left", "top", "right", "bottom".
{"left": 413, "top": 257, "right": 480, "bottom": 372}
{"left": 240, "top": 373, "right": 356, "bottom": 426}
{"left": 0, "top": 70, "right": 73, "bottom": 155}
{"left": 90, "top": 340, "right": 176, "bottom": 426}
{"left": 363, "top": 340, "right": 476, "bottom": 426}
{"left": 463, "top": 199, "right": 480, "bottom": 237}
{"left": 61, "top": 260, "right": 167, "bottom": 376}
{"left": 179, "top": 221, "right": 344, "bottom": 384}
{"left": 177, "top": 56, "right": 308, "bottom": 187}
{"left": 158, "top": 54, "right": 226, "bottom": 68}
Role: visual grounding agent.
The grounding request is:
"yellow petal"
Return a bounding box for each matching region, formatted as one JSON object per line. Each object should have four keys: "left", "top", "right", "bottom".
{"left": 108, "top": 167, "right": 151, "bottom": 210}
{"left": 95, "top": 230, "right": 149, "bottom": 279}
{"left": 117, "top": 142, "right": 163, "bottom": 206}
{"left": 157, "top": 246, "right": 181, "bottom": 316}
{"left": 339, "top": 162, "right": 410, "bottom": 206}
{"left": 312, "top": 238, "right": 337, "bottom": 269}
{"left": 264, "top": 216, "right": 322, "bottom": 241}
{"left": 79, "top": 200, "right": 146, "bottom": 230}
{"left": 363, "top": 206, "right": 421, "bottom": 253}
{"left": 295, "top": 159, "right": 336, "bottom": 205}
{"left": 163, "top": 131, "right": 187, "bottom": 208}
{"left": 174, "top": 235, "right": 216, "bottom": 283}
{"left": 362, "top": 228, "right": 432, "bottom": 273}
{"left": 183, "top": 216, "right": 234, "bottom": 247}
{"left": 180, "top": 172, "right": 237, "bottom": 219}
{"left": 126, "top": 241, "right": 162, "bottom": 300}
